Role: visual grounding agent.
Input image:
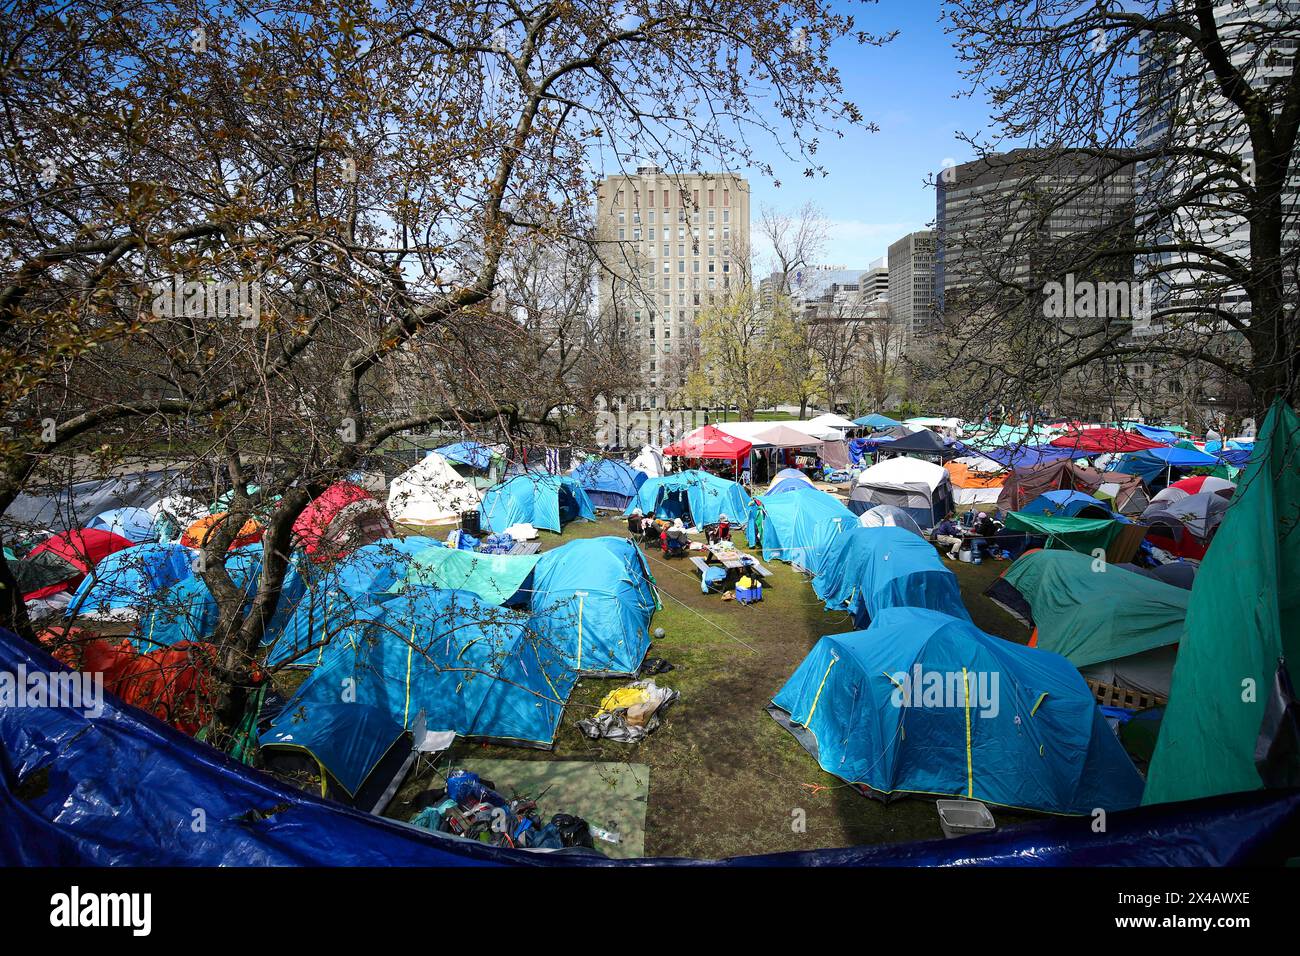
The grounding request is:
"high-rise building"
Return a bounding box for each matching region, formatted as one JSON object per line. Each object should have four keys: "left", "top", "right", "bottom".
{"left": 934, "top": 149, "right": 1134, "bottom": 316}
{"left": 595, "top": 165, "right": 750, "bottom": 409}
{"left": 858, "top": 257, "right": 889, "bottom": 302}
{"left": 887, "top": 231, "right": 936, "bottom": 338}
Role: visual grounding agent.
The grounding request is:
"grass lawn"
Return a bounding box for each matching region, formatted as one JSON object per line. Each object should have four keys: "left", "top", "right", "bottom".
{"left": 388, "top": 512, "right": 1043, "bottom": 859}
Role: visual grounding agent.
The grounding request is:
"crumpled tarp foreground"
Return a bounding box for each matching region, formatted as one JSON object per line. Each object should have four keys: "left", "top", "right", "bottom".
{"left": 3, "top": 628, "right": 1299, "bottom": 866}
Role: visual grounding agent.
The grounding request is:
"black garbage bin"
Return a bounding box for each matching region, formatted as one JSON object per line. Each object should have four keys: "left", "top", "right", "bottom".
{"left": 460, "top": 510, "right": 481, "bottom": 535}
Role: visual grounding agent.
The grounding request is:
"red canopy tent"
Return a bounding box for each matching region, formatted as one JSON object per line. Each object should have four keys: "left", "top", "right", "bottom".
{"left": 663, "top": 425, "right": 752, "bottom": 465}
{"left": 1049, "top": 427, "right": 1167, "bottom": 454}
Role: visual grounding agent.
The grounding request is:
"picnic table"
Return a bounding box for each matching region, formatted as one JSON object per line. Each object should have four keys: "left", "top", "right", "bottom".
{"left": 688, "top": 546, "right": 772, "bottom": 592}
{"left": 507, "top": 541, "right": 541, "bottom": 556}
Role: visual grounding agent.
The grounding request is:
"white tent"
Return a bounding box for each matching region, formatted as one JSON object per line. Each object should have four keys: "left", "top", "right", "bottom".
{"left": 631, "top": 444, "right": 667, "bottom": 478}
{"left": 387, "top": 452, "right": 481, "bottom": 526}
{"left": 848, "top": 456, "right": 955, "bottom": 527}
{"left": 786, "top": 420, "right": 845, "bottom": 441}
{"left": 714, "top": 421, "right": 823, "bottom": 449}
{"left": 807, "top": 412, "right": 858, "bottom": 431}
{"left": 858, "top": 504, "right": 924, "bottom": 537}
{"left": 146, "top": 495, "right": 208, "bottom": 544}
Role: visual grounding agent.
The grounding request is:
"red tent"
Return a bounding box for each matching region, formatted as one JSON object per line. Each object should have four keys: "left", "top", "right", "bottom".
{"left": 23, "top": 529, "right": 135, "bottom": 600}
{"left": 1049, "top": 427, "right": 1167, "bottom": 453}
{"left": 291, "top": 481, "right": 392, "bottom": 561}
{"left": 663, "top": 425, "right": 753, "bottom": 464}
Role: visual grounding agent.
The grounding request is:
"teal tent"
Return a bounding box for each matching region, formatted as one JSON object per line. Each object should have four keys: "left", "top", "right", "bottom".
{"left": 623, "top": 469, "right": 752, "bottom": 528}
{"left": 986, "top": 549, "right": 1188, "bottom": 697}
{"left": 480, "top": 473, "right": 595, "bottom": 533}
{"left": 745, "top": 485, "right": 854, "bottom": 567}
{"left": 265, "top": 587, "right": 574, "bottom": 796}
{"left": 853, "top": 413, "right": 901, "bottom": 430}
{"left": 1003, "top": 512, "right": 1125, "bottom": 555}
{"left": 400, "top": 545, "right": 540, "bottom": 606}
{"left": 528, "top": 537, "right": 659, "bottom": 675}
{"left": 810, "top": 525, "right": 969, "bottom": 628}
{"left": 1145, "top": 399, "right": 1300, "bottom": 804}
{"left": 770, "top": 606, "right": 1146, "bottom": 814}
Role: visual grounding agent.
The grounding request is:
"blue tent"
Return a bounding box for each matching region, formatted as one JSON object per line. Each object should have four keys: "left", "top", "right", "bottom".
{"left": 853, "top": 413, "right": 901, "bottom": 429}
{"left": 1131, "top": 424, "right": 1178, "bottom": 444}
{"left": 1021, "top": 490, "right": 1113, "bottom": 519}
{"left": 1109, "top": 446, "right": 1219, "bottom": 482}
{"left": 66, "top": 542, "right": 195, "bottom": 619}
{"left": 623, "top": 469, "right": 752, "bottom": 528}
{"left": 767, "top": 468, "right": 814, "bottom": 494}
{"left": 4, "top": 629, "right": 1299, "bottom": 865}
{"left": 86, "top": 506, "right": 158, "bottom": 543}
{"left": 746, "top": 485, "right": 854, "bottom": 567}
{"left": 261, "top": 702, "right": 408, "bottom": 798}
{"left": 266, "top": 587, "right": 574, "bottom": 791}
{"left": 810, "top": 525, "right": 970, "bottom": 628}
{"left": 435, "top": 441, "right": 494, "bottom": 470}
{"left": 770, "top": 607, "right": 1147, "bottom": 814}
{"left": 265, "top": 537, "right": 443, "bottom": 666}
{"left": 957, "top": 442, "right": 1091, "bottom": 469}
{"left": 135, "top": 544, "right": 307, "bottom": 651}
{"left": 480, "top": 473, "right": 595, "bottom": 533}
{"left": 529, "top": 537, "right": 658, "bottom": 675}
{"left": 571, "top": 458, "right": 647, "bottom": 510}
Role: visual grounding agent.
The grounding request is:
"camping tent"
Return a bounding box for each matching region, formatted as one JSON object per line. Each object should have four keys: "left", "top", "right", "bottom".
{"left": 435, "top": 441, "right": 495, "bottom": 471}
{"left": 997, "top": 459, "right": 1146, "bottom": 515}
{"left": 876, "top": 429, "right": 952, "bottom": 458}
{"left": 847, "top": 456, "right": 954, "bottom": 527}
{"left": 745, "top": 485, "right": 854, "bottom": 567}
{"left": 769, "top": 607, "right": 1145, "bottom": 814}
{"left": 264, "top": 587, "right": 575, "bottom": 798}
{"left": 858, "top": 505, "right": 924, "bottom": 537}
{"left": 853, "top": 413, "right": 901, "bottom": 430}
{"left": 809, "top": 525, "right": 970, "bottom": 628}
{"left": 17, "top": 529, "right": 135, "bottom": 601}
{"left": 86, "top": 507, "right": 158, "bottom": 544}
{"left": 292, "top": 482, "right": 393, "bottom": 562}
{"left": 623, "top": 469, "right": 751, "bottom": 529}
{"left": 631, "top": 445, "right": 667, "bottom": 478}
{"left": 1002, "top": 512, "right": 1127, "bottom": 557}
{"left": 1020, "top": 490, "right": 1114, "bottom": 520}
{"left": 528, "top": 536, "right": 658, "bottom": 676}
{"left": 387, "top": 452, "right": 482, "bottom": 526}
{"left": 480, "top": 473, "right": 596, "bottom": 534}
{"left": 1050, "top": 427, "right": 1167, "bottom": 453}
{"left": 662, "top": 424, "right": 752, "bottom": 465}
{"left": 147, "top": 495, "right": 208, "bottom": 544}
{"left": 401, "top": 545, "right": 539, "bottom": 606}
{"left": 1145, "top": 399, "right": 1300, "bottom": 805}
{"left": 181, "top": 513, "right": 263, "bottom": 550}
{"left": 1168, "top": 475, "right": 1235, "bottom": 497}
{"left": 571, "top": 458, "right": 647, "bottom": 510}
{"left": 985, "top": 549, "right": 1188, "bottom": 697}
{"left": 963, "top": 442, "right": 1092, "bottom": 469}
{"left": 1109, "top": 446, "right": 1219, "bottom": 483}
{"left": 807, "top": 413, "right": 859, "bottom": 431}
{"left": 766, "top": 467, "right": 815, "bottom": 494}
{"left": 65, "top": 542, "right": 195, "bottom": 622}
{"left": 944, "top": 461, "right": 1005, "bottom": 509}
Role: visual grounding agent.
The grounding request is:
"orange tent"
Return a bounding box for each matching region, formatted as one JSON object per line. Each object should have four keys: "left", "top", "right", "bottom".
{"left": 181, "top": 512, "right": 263, "bottom": 549}
{"left": 944, "top": 461, "right": 1005, "bottom": 490}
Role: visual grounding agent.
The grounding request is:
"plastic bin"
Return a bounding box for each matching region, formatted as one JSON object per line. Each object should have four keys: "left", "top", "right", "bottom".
{"left": 735, "top": 584, "right": 763, "bottom": 604}
{"left": 935, "top": 799, "right": 996, "bottom": 839}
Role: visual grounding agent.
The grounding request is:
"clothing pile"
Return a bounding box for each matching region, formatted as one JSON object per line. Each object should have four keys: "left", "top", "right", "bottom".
{"left": 576, "top": 678, "right": 679, "bottom": 743}
{"left": 408, "top": 770, "right": 598, "bottom": 851}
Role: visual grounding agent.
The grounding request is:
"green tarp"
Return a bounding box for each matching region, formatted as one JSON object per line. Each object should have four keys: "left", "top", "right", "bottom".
{"left": 397, "top": 546, "right": 540, "bottom": 606}
{"left": 1144, "top": 399, "right": 1300, "bottom": 805}
{"left": 1002, "top": 512, "right": 1124, "bottom": 555}
{"left": 992, "top": 550, "right": 1189, "bottom": 668}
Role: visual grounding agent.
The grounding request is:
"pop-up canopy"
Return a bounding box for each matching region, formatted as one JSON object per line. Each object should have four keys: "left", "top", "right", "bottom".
{"left": 663, "top": 424, "right": 752, "bottom": 463}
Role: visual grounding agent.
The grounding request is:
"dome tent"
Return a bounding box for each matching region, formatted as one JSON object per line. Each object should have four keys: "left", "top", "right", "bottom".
{"left": 86, "top": 507, "right": 158, "bottom": 544}
{"left": 623, "top": 469, "right": 751, "bottom": 529}
{"left": 571, "top": 458, "right": 647, "bottom": 511}
{"left": 769, "top": 607, "right": 1146, "bottom": 815}
{"left": 766, "top": 467, "right": 814, "bottom": 494}
{"left": 858, "top": 504, "right": 924, "bottom": 537}
{"left": 292, "top": 482, "right": 393, "bottom": 562}
{"left": 1021, "top": 490, "right": 1114, "bottom": 520}
{"left": 65, "top": 542, "right": 196, "bottom": 622}
{"left": 387, "top": 452, "right": 481, "bottom": 526}
{"left": 147, "top": 495, "right": 208, "bottom": 544}
{"left": 746, "top": 485, "right": 854, "bottom": 568}
{"left": 480, "top": 473, "right": 595, "bottom": 534}
{"left": 847, "top": 456, "right": 954, "bottom": 528}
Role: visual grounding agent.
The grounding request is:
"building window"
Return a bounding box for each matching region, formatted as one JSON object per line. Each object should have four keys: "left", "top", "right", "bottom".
{"left": 708, "top": 189, "right": 715, "bottom": 206}
{"left": 723, "top": 189, "right": 729, "bottom": 207}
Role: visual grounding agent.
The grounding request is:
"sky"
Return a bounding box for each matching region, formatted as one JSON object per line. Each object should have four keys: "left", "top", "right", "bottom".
{"left": 743, "top": 0, "right": 999, "bottom": 273}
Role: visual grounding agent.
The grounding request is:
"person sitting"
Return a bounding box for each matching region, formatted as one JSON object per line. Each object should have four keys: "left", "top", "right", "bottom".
{"left": 661, "top": 518, "right": 689, "bottom": 556}
{"left": 933, "top": 512, "right": 965, "bottom": 560}
{"left": 969, "top": 511, "right": 1001, "bottom": 559}
{"left": 708, "top": 512, "right": 732, "bottom": 545}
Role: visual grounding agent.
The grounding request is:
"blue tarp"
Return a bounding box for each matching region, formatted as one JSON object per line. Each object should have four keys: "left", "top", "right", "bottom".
{"left": 528, "top": 537, "right": 658, "bottom": 675}
{"left": 746, "top": 486, "right": 854, "bottom": 567}
{"left": 66, "top": 543, "right": 196, "bottom": 619}
{"left": 480, "top": 473, "right": 596, "bottom": 534}
{"left": 434, "top": 441, "right": 494, "bottom": 470}
{"left": 265, "top": 537, "right": 443, "bottom": 666}
{"left": 268, "top": 587, "right": 574, "bottom": 789}
{"left": 1132, "top": 424, "right": 1178, "bottom": 444}
{"left": 2, "top": 628, "right": 1298, "bottom": 865}
{"left": 957, "top": 442, "right": 1091, "bottom": 469}
{"left": 571, "top": 459, "right": 647, "bottom": 509}
{"left": 1020, "top": 490, "right": 1113, "bottom": 519}
{"left": 1110, "top": 446, "right": 1219, "bottom": 482}
{"left": 86, "top": 507, "right": 158, "bottom": 544}
{"left": 770, "top": 607, "right": 1147, "bottom": 814}
{"left": 809, "top": 525, "right": 970, "bottom": 628}
{"left": 623, "top": 469, "right": 751, "bottom": 528}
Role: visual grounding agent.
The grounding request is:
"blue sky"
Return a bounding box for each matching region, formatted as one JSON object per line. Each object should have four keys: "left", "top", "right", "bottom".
{"left": 746, "top": 0, "right": 998, "bottom": 271}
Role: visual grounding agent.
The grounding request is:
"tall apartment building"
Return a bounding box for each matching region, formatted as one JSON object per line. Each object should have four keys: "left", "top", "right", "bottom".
{"left": 887, "top": 231, "right": 936, "bottom": 339}
{"left": 934, "top": 149, "right": 1134, "bottom": 314}
{"left": 595, "top": 165, "right": 750, "bottom": 409}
